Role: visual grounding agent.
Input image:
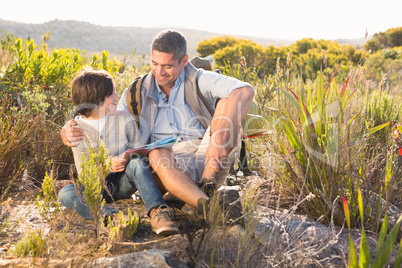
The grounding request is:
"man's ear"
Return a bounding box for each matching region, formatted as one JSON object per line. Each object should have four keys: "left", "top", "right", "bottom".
{"left": 181, "top": 54, "right": 189, "bottom": 67}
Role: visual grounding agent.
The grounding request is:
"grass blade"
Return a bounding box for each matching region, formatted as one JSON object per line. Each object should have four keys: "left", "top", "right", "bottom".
{"left": 375, "top": 215, "right": 402, "bottom": 267}
{"left": 394, "top": 237, "right": 402, "bottom": 268}
{"left": 373, "top": 213, "right": 389, "bottom": 265}
{"left": 343, "top": 197, "right": 358, "bottom": 267}
{"left": 357, "top": 188, "right": 369, "bottom": 268}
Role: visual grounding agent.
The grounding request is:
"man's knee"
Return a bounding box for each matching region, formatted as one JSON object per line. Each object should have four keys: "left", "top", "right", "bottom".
{"left": 148, "top": 149, "right": 174, "bottom": 170}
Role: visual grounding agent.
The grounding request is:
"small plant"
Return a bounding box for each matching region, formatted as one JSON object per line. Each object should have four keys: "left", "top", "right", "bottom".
{"left": 8, "top": 227, "right": 48, "bottom": 258}
{"left": 75, "top": 140, "right": 111, "bottom": 239}
{"left": 107, "top": 208, "right": 140, "bottom": 241}
{"left": 100, "top": 209, "right": 139, "bottom": 255}
{"left": 343, "top": 188, "right": 402, "bottom": 267}
{"left": 35, "top": 162, "right": 60, "bottom": 230}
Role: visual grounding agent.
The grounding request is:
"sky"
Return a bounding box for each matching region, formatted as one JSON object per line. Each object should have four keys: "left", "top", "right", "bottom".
{"left": 1, "top": 0, "right": 401, "bottom": 41}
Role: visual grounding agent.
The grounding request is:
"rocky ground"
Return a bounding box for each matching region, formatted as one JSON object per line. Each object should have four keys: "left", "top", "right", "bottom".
{"left": 0, "top": 173, "right": 399, "bottom": 267}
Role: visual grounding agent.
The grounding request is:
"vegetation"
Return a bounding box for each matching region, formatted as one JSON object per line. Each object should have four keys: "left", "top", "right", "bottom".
{"left": 197, "top": 36, "right": 368, "bottom": 79}
{"left": 106, "top": 208, "right": 139, "bottom": 242}
{"left": 363, "top": 27, "right": 402, "bottom": 52}
{"left": 76, "top": 141, "right": 111, "bottom": 239}
{"left": 1, "top": 27, "right": 402, "bottom": 266}
{"left": 343, "top": 188, "right": 402, "bottom": 267}
{"left": 34, "top": 162, "right": 61, "bottom": 230}
{"left": 8, "top": 227, "right": 48, "bottom": 258}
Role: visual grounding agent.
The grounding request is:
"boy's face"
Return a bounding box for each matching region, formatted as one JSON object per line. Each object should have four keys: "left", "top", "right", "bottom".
{"left": 151, "top": 50, "right": 188, "bottom": 91}
{"left": 102, "top": 89, "right": 120, "bottom": 113}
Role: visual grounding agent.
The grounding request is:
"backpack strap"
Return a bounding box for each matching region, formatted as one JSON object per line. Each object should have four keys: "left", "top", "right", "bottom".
{"left": 126, "top": 74, "right": 148, "bottom": 128}
{"left": 195, "top": 78, "right": 214, "bottom": 118}
{"left": 190, "top": 56, "right": 217, "bottom": 118}
{"left": 195, "top": 68, "right": 223, "bottom": 117}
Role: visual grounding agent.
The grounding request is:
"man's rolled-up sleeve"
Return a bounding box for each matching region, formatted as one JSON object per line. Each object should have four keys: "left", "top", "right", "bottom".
{"left": 197, "top": 70, "right": 253, "bottom": 100}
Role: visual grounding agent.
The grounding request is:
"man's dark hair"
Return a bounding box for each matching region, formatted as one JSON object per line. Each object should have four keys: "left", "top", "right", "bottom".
{"left": 151, "top": 29, "right": 187, "bottom": 62}
{"left": 71, "top": 69, "right": 115, "bottom": 117}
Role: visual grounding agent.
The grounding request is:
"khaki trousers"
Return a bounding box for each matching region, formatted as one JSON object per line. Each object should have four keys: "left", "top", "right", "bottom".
{"left": 171, "top": 126, "right": 241, "bottom": 187}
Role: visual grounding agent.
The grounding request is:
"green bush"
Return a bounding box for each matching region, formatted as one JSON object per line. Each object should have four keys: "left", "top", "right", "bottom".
{"left": 76, "top": 141, "right": 111, "bottom": 239}
{"left": 0, "top": 34, "right": 125, "bottom": 189}
{"left": 9, "top": 227, "right": 48, "bottom": 258}
{"left": 197, "top": 36, "right": 367, "bottom": 80}
{"left": 0, "top": 95, "right": 37, "bottom": 189}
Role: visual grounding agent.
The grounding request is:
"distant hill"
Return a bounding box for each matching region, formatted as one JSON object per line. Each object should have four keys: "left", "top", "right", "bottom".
{"left": 0, "top": 19, "right": 292, "bottom": 58}
{"left": 0, "top": 19, "right": 367, "bottom": 60}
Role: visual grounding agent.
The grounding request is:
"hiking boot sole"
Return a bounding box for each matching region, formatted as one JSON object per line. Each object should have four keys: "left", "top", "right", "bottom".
{"left": 152, "top": 226, "right": 179, "bottom": 236}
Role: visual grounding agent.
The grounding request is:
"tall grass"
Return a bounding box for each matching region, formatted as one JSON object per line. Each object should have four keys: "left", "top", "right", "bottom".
{"left": 263, "top": 62, "right": 393, "bottom": 228}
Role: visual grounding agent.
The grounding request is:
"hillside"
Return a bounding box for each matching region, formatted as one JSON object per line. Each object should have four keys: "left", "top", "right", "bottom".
{"left": 0, "top": 19, "right": 293, "bottom": 59}
{"left": 0, "top": 19, "right": 367, "bottom": 60}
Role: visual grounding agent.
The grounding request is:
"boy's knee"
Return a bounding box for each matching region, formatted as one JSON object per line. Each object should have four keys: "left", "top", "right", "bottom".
{"left": 126, "top": 156, "right": 149, "bottom": 170}
{"left": 58, "top": 184, "right": 75, "bottom": 202}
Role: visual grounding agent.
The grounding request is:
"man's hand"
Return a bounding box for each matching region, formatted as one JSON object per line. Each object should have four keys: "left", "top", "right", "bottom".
{"left": 111, "top": 157, "right": 129, "bottom": 172}
{"left": 61, "top": 119, "right": 83, "bottom": 147}
{"left": 205, "top": 145, "right": 230, "bottom": 174}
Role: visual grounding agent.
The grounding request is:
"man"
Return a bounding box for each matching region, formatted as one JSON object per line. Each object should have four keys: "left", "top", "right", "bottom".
{"left": 62, "top": 29, "right": 254, "bottom": 225}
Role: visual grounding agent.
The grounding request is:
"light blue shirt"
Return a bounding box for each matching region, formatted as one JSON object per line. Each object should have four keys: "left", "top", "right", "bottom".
{"left": 150, "top": 70, "right": 205, "bottom": 143}
{"left": 117, "top": 68, "right": 252, "bottom": 143}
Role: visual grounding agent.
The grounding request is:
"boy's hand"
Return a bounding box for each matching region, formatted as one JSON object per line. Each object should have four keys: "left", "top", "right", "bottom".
{"left": 61, "top": 119, "right": 83, "bottom": 147}
{"left": 111, "top": 157, "right": 129, "bottom": 172}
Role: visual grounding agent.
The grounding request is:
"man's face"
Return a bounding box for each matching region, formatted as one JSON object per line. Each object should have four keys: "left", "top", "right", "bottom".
{"left": 151, "top": 50, "right": 188, "bottom": 91}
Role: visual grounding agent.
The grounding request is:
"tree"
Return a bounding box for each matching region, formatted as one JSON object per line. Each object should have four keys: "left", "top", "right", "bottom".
{"left": 364, "top": 27, "right": 402, "bottom": 52}
{"left": 196, "top": 36, "right": 245, "bottom": 57}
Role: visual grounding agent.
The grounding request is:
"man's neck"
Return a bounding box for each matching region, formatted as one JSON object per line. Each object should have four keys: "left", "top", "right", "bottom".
{"left": 159, "top": 84, "right": 173, "bottom": 97}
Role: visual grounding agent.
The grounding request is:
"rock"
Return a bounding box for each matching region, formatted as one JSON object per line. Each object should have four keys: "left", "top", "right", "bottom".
{"left": 253, "top": 206, "right": 344, "bottom": 267}
{"left": 92, "top": 251, "right": 188, "bottom": 268}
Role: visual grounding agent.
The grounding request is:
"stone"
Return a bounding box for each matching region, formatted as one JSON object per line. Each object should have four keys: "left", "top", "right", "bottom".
{"left": 92, "top": 251, "right": 188, "bottom": 268}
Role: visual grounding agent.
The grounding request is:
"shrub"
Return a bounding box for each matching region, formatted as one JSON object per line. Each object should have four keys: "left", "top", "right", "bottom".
{"left": 0, "top": 94, "right": 37, "bottom": 189}
{"left": 8, "top": 227, "right": 48, "bottom": 258}
{"left": 35, "top": 163, "right": 61, "bottom": 230}
{"left": 75, "top": 140, "right": 111, "bottom": 239}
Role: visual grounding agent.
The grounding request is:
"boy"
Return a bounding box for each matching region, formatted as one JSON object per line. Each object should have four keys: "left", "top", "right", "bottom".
{"left": 58, "top": 69, "right": 178, "bottom": 236}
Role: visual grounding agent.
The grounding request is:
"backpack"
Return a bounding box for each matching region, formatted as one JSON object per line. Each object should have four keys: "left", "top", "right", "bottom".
{"left": 125, "top": 56, "right": 253, "bottom": 174}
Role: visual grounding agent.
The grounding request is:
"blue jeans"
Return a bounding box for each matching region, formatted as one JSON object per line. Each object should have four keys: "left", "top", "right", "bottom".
{"left": 58, "top": 156, "right": 166, "bottom": 220}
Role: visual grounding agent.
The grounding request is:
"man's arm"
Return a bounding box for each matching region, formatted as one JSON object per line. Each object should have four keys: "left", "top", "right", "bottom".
{"left": 205, "top": 86, "right": 255, "bottom": 173}
{"left": 61, "top": 120, "right": 84, "bottom": 147}
{"left": 61, "top": 87, "right": 131, "bottom": 147}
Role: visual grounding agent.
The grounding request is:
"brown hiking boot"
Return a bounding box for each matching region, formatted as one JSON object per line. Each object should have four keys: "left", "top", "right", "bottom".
{"left": 150, "top": 206, "right": 178, "bottom": 236}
